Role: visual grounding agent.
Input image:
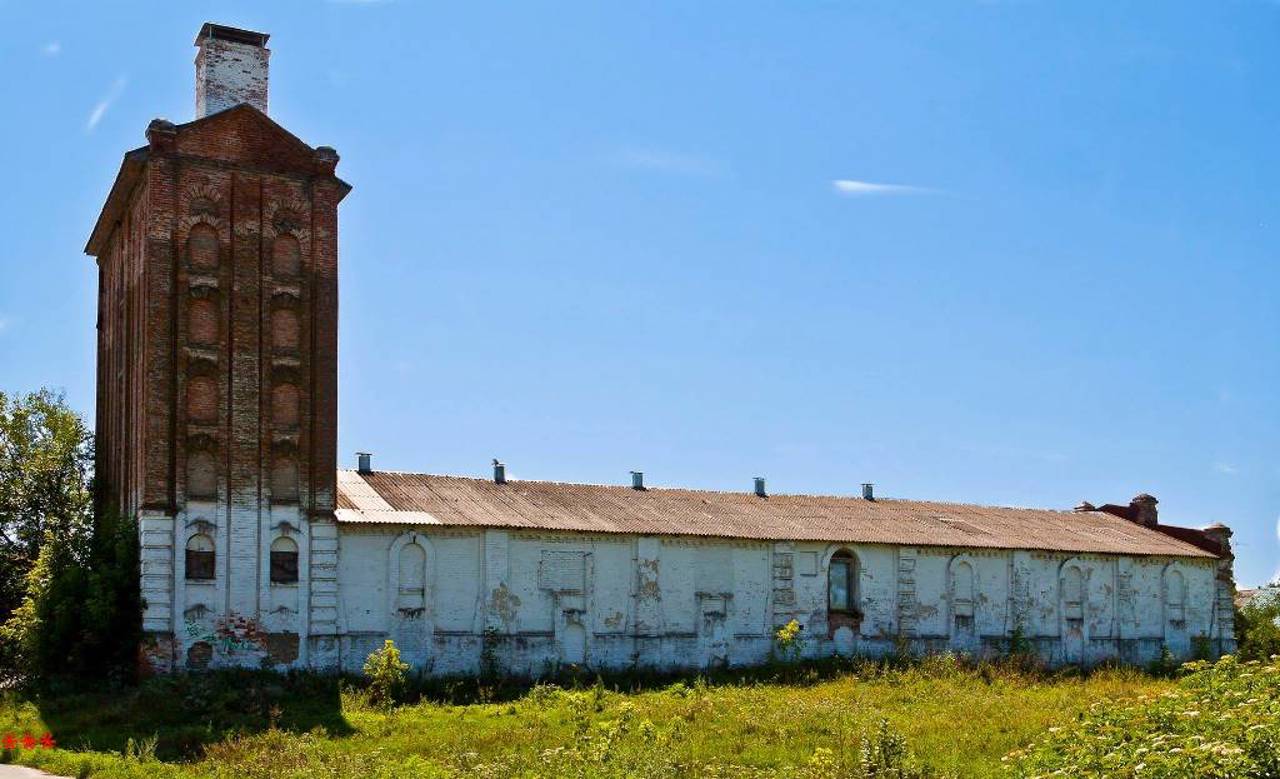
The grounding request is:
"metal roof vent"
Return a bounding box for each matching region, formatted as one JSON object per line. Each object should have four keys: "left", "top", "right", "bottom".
{"left": 754, "top": 477, "right": 767, "bottom": 498}
{"left": 356, "top": 452, "right": 372, "bottom": 475}
{"left": 862, "top": 482, "right": 875, "bottom": 501}
{"left": 631, "top": 471, "right": 645, "bottom": 490}
{"left": 493, "top": 459, "right": 506, "bottom": 485}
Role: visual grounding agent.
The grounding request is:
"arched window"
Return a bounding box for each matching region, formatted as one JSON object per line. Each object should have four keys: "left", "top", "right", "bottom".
{"left": 186, "top": 534, "right": 215, "bottom": 581}
{"left": 952, "top": 560, "right": 975, "bottom": 631}
{"left": 828, "top": 550, "right": 858, "bottom": 613}
{"left": 270, "top": 536, "right": 299, "bottom": 584}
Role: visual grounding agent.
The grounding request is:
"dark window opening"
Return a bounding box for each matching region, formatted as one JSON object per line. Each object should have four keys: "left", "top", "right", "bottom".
{"left": 186, "top": 550, "right": 215, "bottom": 581}
{"left": 270, "top": 551, "right": 299, "bottom": 584}
{"left": 270, "top": 536, "right": 299, "bottom": 584}
{"left": 828, "top": 551, "right": 858, "bottom": 614}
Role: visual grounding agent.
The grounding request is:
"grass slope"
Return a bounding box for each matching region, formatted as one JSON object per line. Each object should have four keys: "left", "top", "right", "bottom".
{"left": 1, "top": 658, "right": 1167, "bottom": 778}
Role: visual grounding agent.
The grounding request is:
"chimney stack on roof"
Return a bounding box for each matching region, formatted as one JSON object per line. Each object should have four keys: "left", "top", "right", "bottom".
{"left": 862, "top": 483, "right": 875, "bottom": 501}
{"left": 493, "top": 459, "right": 506, "bottom": 485}
{"left": 1130, "top": 493, "right": 1158, "bottom": 528}
{"left": 195, "top": 22, "right": 270, "bottom": 119}
{"left": 754, "top": 477, "right": 767, "bottom": 498}
{"left": 631, "top": 471, "right": 645, "bottom": 490}
{"left": 356, "top": 452, "right": 372, "bottom": 475}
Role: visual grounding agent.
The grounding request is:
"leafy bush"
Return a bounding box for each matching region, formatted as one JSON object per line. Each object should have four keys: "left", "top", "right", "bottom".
{"left": 1007, "top": 654, "right": 1280, "bottom": 777}
{"left": 774, "top": 619, "right": 804, "bottom": 664}
{"left": 363, "top": 639, "right": 410, "bottom": 706}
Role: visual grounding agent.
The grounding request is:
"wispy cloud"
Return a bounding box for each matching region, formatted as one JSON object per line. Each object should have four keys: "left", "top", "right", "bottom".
{"left": 87, "top": 76, "right": 127, "bottom": 132}
{"left": 1213, "top": 462, "right": 1239, "bottom": 475}
{"left": 831, "top": 179, "right": 938, "bottom": 197}
{"left": 41, "top": 41, "right": 61, "bottom": 56}
{"left": 614, "top": 147, "right": 726, "bottom": 177}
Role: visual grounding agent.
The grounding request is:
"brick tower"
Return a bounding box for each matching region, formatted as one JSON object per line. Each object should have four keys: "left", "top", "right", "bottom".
{"left": 85, "top": 23, "right": 348, "bottom": 670}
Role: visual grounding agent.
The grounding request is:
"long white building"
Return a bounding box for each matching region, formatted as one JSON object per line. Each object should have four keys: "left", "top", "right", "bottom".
{"left": 85, "top": 24, "right": 1236, "bottom": 675}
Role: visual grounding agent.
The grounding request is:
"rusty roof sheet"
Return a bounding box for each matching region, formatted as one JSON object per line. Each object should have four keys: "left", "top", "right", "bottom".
{"left": 334, "top": 470, "right": 1217, "bottom": 558}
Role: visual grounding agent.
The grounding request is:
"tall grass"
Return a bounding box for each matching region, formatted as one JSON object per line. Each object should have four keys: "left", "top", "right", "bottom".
{"left": 0, "top": 655, "right": 1168, "bottom": 778}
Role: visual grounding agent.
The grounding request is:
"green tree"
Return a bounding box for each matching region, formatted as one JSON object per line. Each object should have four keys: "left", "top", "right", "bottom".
{"left": 1235, "top": 586, "right": 1280, "bottom": 661}
{"left": 0, "top": 388, "right": 140, "bottom": 684}
{"left": 0, "top": 389, "right": 94, "bottom": 674}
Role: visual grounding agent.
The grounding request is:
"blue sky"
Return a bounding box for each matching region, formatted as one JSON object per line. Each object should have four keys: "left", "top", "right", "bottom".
{"left": 0, "top": 1, "right": 1277, "bottom": 586}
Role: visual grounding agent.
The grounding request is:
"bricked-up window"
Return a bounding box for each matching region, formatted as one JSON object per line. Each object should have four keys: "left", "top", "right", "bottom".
{"left": 272, "top": 456, "right": 299, "bottom": 502}
{"left": 272, "top": 383, "right": 299, "bottom": 428}
{"left": 270, "top": 536, "right": 299, "bottom": 584}
{"left": 271, "top": 308, "right": 300, "bottom": 352}
{"left": 828, "top": 550, "right": 858, "bottom": 613}
{"left": 187, "top": 375, "right": 218, "bottom": 423}
{"left": 1166, "top": 568, "right": 1186, "bottom": 623}
{"left": 272, "top": 235, "right": 301, "bottom": 277}
{"left": 952, "top": 560, "right": 974, "bottom": 619}
{"left": 187, "top": 450, "right": 217, "bottom": 499}
{"left": 186, "top": 534, "right": 215, "bottom": 581}
{"left": 188, "top": 297, "right": 219, "bottom": 344}
{"left": 1062, "top": 565, "right": 1084, "bottom": 621}
{"left": 187, "top": 223, "right": 219, "bottom": 270}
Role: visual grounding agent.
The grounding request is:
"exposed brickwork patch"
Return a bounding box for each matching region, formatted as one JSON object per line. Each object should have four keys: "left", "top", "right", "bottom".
{"left": 187, "top": 640, "right": 213, "bottom": 669}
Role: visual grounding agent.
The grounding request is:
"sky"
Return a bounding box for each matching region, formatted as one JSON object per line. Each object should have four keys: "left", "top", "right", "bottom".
{"left": 0, "top": 1, "right": 1277, "bottom": 587}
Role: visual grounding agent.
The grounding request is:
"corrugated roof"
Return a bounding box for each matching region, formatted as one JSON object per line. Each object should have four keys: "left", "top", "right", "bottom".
{"left": 334, "top": 470, "right": 1218, "bottom": 559}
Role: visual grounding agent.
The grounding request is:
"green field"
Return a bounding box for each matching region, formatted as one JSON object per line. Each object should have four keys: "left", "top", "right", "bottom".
{"left": 0, "top": 657, "right": 1170, "bottom": 778}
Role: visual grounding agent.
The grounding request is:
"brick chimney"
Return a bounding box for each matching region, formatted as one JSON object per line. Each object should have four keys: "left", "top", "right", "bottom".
{"left": 194, "top": 23, "right": 270, "bottom": 118}
{"left": 1202, "top": 522, "right": 1233, "bottom": 559}
{"left": 1130, "top": 493, "right": 1158, "bottom": 528}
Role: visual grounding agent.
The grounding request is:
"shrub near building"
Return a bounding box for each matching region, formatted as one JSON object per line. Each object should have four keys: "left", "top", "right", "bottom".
{"left": 1008, "top": 655, "right": 1280, "bottom": 777}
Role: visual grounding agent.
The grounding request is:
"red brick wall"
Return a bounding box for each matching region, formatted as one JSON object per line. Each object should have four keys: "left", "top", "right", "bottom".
{"left": 93, "top": 106, "right": 344, "bottom": 526}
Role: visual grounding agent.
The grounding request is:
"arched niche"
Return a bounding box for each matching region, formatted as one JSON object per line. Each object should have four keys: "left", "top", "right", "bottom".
{"left": 948, "top": 554, "right": 977, "bottom": 635}
{"left": 388, "top": 532, "right": 433, "bottom": 618}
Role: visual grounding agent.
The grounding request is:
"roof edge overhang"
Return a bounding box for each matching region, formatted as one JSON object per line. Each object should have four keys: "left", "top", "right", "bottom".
{"left": 85, "top": 147, "right": 149, "bottom": 258}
